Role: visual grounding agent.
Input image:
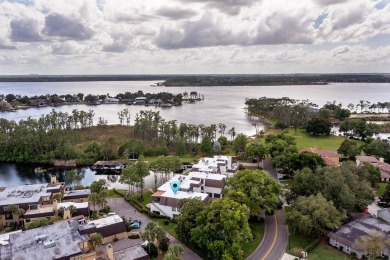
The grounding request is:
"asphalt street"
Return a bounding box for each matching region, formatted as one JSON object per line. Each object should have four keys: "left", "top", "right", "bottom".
{"left": 247, "top": 159, "right": 288, "bottom": 260}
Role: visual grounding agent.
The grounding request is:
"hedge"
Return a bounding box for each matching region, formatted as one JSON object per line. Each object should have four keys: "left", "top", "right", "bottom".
{"left": 303, "top": 238, "right": 321, "bottom": 253}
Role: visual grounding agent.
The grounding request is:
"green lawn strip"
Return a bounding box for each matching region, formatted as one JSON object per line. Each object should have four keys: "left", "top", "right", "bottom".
{"left": 377, "top": 183, "right": 388, "bottom": 197}
{"left": 143, "top": 155, "right": 199, "bottom": 164}
{"left": 241, "top": 220, "right": 265, "bottom": 258}
{"left": 140, "top": 191, "right": 153, "bottom": 207}
{"left": 283, "top": 129, "right": 365, "bottom": 151}
{"left": 308, "top": 243, "right": 354, "bottom": 260}
{"left": 107, "top": 189, "right": 126, "bottom": 198}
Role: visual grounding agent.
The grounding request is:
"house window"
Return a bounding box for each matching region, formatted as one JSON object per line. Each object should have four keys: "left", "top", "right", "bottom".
{"left": 201, "top": 186, "right": 204, "bottom": 191}
{"left": 214, "top": 193, "right": 221, "bottom": 198}
{"left": 177, "top": 208, "right": 181, "bottom": 213}
{"left": 172, "top": 207, "right": 177, "bottom": 212}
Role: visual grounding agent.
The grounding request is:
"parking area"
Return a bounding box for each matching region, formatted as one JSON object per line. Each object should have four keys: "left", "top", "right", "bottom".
{"left": 106, "top": 198, "right": 150, "bottom": 231}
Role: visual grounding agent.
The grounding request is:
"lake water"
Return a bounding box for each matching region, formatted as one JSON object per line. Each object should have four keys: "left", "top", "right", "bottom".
{"left": 1, "top": 81, "right": 389, "bottom": 187}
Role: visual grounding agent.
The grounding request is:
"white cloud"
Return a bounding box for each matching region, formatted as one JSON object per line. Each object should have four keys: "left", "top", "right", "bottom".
{"left": 0, "top": 0, "right": 389, "bottom": 74}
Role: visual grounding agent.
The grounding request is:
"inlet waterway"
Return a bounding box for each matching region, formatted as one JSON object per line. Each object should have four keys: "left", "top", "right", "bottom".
{"left": 0, "top": 81, "right": 389, "bottom": 187}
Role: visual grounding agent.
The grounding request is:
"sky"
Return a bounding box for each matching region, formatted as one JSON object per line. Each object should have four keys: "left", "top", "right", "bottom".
{"left": 0, "top": 0, "right": 390, "bottom": 74}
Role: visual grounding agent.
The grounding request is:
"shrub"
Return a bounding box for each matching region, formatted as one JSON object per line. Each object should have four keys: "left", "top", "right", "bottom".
{"left": 158, "top": 237, "right": 170, "bottom": 252}
{"left": 102, "top": 205, "right": 111, "bottom": 214}
{"left": 351, "top": 252, "right": 357, "bottom": 258}
{"left": 303, "top": 238, "right": 321, "bottom": 253}
{"left": 164, "top": 220, "right": 169, "bottom": 225}
{"left": 128, "top": 233, "right": 140, "bottom": 239}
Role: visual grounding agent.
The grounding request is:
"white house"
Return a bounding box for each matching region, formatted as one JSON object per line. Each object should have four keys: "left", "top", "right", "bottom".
{"left": 104, "top": 97, "right": 119, "bottom": 104}
{"left": 149, "top": 172, "right": 226, "bottom": 218}
{"left": 191, "top": 155, "right": 239, "bottom": 177}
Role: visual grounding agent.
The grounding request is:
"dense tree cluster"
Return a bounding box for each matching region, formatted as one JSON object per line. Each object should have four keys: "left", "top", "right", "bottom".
{"left": 288, "top": 162, "right": 375, "bottom": 211}
{"left": 133, "top": 110, "right": 235, "bottom": 157}
{"left": 175, "top": 169, "right": 282, "bottom": 259}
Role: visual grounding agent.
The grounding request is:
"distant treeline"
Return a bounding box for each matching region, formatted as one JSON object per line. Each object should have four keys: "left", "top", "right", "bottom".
{"left": 0, "top": 74, "right": 390, "bottom": 85}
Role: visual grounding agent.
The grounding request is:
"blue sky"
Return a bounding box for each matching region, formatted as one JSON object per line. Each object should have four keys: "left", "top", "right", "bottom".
{"left": 0, "top": 0, "right": 389, "bottom": 74}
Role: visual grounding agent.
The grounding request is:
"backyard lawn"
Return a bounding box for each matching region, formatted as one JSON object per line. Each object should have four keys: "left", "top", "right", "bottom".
{"left": 284, "top": 129, "right": 364, "bottom": 151}
{"left": 308, "top": 243, "right": 354, "bottom": 260}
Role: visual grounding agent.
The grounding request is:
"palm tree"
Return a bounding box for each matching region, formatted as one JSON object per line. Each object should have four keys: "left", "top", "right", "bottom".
{"left": 68, "top": 205, "right": 77, "bottom": 217}
{"left": 228, "top": 127, "right": 236, "bottom": 140}
{"left": 58, "top": 206, "right": 65, "bottom": 217}
{"left": 90, "top": 233, "right": 103, "bottom": 250}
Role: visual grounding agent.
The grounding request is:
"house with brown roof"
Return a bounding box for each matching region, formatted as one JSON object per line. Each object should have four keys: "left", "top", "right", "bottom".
{"left": 299, "top": 147, "right": 340, "bottom": 167}
{"left": 356, "top": 155, "right": 379, "bottom": 166}
{"left": 356, "top": 156, "right": 390, "bottom": 182}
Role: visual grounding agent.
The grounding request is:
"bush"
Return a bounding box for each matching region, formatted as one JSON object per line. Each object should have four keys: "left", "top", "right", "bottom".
{"left": 102, "top": 205, "right": 111, "bottom": 214}
{"left": 158, "top": 237, "right": 170, "bottom": 252}
{"left": 143, "top": 242, "right": 158, "bottom": 258}
{"left": 303, "top": 238, "right": 321, "bottom": 253}
{"left": 164, "top": 220, "right": 169, "bottom": 225}
{"left": 351, "top": 252, "right": 357, "bottom": 258}
{"left": 128, "top": 233, "right": 140, "bottom": 239}
{"left": 90, "top": 211, "right": 98, "bottom": 220}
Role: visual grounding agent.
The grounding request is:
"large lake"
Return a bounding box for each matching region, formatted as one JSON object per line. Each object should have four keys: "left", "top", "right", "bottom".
{"left": 0, "top": 81, "right": 389, "bottom": 187}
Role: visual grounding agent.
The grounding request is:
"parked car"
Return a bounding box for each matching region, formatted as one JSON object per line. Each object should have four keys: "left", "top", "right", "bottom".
{"left": 130, "top": 221, "right": 141, "bottom": 229}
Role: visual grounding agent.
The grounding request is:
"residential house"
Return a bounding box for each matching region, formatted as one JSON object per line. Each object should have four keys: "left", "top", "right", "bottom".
{"left": 191, "top": 155, "right": 239, "bottom": 177}
{"left": 356, "top": 156, "right": 390, "bottom": 182}
{"left": 78, "top": 214, "right": 128, "bottom": 244}
{"left": 104, "top": 97, "right": 119, "bottom": 104}
{"left": 356, "top": 156, "right": 379, "bottom": 166}
{"left": 62, "top": 189, "right": 91, "bottom": 203}
{"left": 0, "top": 176, "right": 64, "bottom": 227}
{"left": 134, "top": 97, "right": 147, "bottom": 105}
{"left": 149, "top": 172, "right": 226, "bottom": 218}
{"left": 0, "top": 219, "right": 90, "bottom": 260}
{"left": 29, "top": 99, "right": 48, "bottom": 106}
{"left": 328, "top": 212, "right": 390, "bottom": 259}
{"left": 299, "top": 147, "right": 340, "bottom": 167}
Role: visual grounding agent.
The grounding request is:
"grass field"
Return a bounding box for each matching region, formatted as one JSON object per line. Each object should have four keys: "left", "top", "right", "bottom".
{"left": 308, "top": 243, "right": 353, "bottom": 260}
{"left": 284, "top": 129, "right": 364, "bottom": 151}
{"left": 106, "top": 189, "right": 126, "bottom": 198}
{"left": 242, "top": 221, "right": 265, "bottom": 258}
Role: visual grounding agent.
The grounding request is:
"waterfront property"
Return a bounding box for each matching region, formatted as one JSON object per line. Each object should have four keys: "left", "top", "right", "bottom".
{"left": 0, "top": 214, "right": 128, "bottom": 260}
{"left": 191, "top": 155, "right": 239, "bottom": 177}
{"left": 0, "top": 176, "right": 64, "bottom": 227}
{"left": 91, "top": 160, "right": 125, "bottom": 173}
{"left": 328, "top": 210, "right": 390, "bottom": 259}
{"left": 134, "top": 97, "right": 147, "bottom": 105}
{"left": 149, "top": 172, "right": 227, "bottom": 218}
{"left": 299, "top": 147, "right": 340, "bottom": 167}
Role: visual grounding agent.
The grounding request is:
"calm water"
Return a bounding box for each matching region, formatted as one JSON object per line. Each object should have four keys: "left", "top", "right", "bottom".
{"left": 0, "top": 81, "right": 389, "bottom": 187}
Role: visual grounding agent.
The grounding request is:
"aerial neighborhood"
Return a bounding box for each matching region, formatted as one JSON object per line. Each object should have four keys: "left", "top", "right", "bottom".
{"left": 0, "top": 91, "right": 390, "bottom": 260}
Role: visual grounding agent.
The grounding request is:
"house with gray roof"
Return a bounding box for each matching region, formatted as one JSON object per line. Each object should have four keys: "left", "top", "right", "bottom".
{"left": 328, "top": 213, "right": 390, "bottom": 259}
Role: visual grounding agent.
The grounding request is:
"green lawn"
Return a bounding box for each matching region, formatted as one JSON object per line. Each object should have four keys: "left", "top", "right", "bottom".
{"left": 107, "top": 189, "right": 126, "bottom": 198}
{"left": 284, "top": 129, "right": 364, "bottom": 151}
{"left": 287, "top": 231, "right": 313, "bottom": 256}
{"left": 308, "top": 244, "right": 353, "bottom": 260}
{"left": 143, "top": 155, "right": 199, "bottom": 163}
{"left": 241, "top": 221, "right": 265, "bottom": 258}
{"left": 377, "top": 183, "right": 388, "bottom": 197}
{"left": 140, "top": 191, "right": 153, "bottom": 207}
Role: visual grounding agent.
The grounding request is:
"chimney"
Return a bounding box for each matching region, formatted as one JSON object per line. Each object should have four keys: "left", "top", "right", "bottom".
{"left": 105, "top": 243, "right": 114, "bottom": 260}
{"left": 50, "top": 175, "right": 57, "bottom": 184}
{"left": 53, "top": 199, "right": 58, "bottom": 217}
{"left": 63, "top": 207, "right": 71, "bottom": 220}
{"left": 380, "top": 158, "right": 385, "bottom": 163}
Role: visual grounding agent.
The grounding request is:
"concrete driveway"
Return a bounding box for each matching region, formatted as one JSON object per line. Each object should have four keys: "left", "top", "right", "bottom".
{"left": 106, "top": 198, "right": 150, "bottom": 231}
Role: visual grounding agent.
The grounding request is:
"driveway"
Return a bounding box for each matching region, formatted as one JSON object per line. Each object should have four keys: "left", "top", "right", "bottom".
{"left": 106, "top": 197, "right": 150, "bottom": 231}
{"left": 106, "top": 198, "right": 202, "bottom": 260}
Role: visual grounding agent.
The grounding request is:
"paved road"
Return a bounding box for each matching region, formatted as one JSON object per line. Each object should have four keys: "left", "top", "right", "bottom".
{"left": 107, "top": 198, "right": 202, "bottom": 260}
{"left": 247, "top": 159, "right": 288, "bottom": 260}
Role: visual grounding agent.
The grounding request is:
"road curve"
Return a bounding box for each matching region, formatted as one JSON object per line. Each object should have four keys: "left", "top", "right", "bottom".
{"left": 247, "top": 160, "right": 288, "bottom": 260}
